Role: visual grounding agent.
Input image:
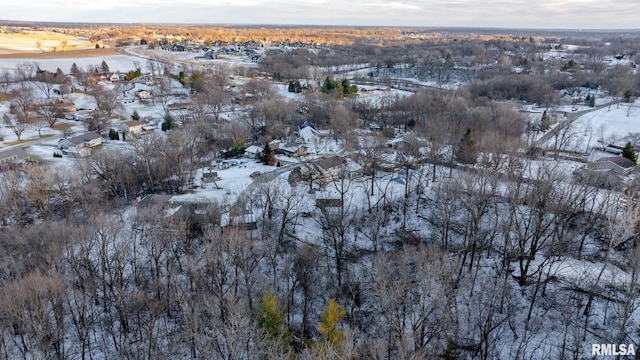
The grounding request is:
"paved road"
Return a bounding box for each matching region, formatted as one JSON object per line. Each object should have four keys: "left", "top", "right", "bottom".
{"left": 0, "top": 136, "right": 45, "bottom": 152}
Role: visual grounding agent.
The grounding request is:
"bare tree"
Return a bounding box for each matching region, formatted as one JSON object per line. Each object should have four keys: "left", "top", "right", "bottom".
{"left": 3, "top": 113, "right": 30, "bottom": 141}
{"left": 0, "top": 69, "right": 14, "bottom": 94}
{"left": 38, "top": 102, "right": 62, "bottom": 128}
{"left": 91, "top": 85, "right": 120, "bottom": 116}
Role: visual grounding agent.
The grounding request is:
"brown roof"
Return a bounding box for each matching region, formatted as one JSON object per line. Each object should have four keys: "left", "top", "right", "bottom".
{"left": 123, "top": 120, "right": 148, "bottom": 127}
{"left": 314, "top": 156, "right": 345, "bottom": 170}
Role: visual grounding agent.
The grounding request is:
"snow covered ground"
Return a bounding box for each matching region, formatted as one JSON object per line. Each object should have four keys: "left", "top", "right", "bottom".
{"left": 0, "top": 54, "right": 148, "bottom": 73}
{"left": 573, "top": 100, "right": 640, "bottom": 149}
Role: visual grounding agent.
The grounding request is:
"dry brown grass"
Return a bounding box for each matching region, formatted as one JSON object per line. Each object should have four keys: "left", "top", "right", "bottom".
{"left": 0, "top": 47, "right": 120, "bottom": 59}
{"left": 52, "top": 123, "right": 74, "bottom": 131}
{"left": 0, "top": 31, "right": 97, "bottom": 55}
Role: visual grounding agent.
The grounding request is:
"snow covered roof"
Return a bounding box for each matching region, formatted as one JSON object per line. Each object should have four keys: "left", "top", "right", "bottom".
{"left": 244, "top": 145, "right": 263, "bottom": 154}
{"left": 299, "top": 125, "right": 320, "bottom": 142}
{"left": 598, "top": 156, "right": 636, "bottom": 169}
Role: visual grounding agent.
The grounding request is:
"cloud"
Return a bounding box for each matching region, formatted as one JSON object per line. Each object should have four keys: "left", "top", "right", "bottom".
{"left": 0, "top": 0, "right": 636, "bottom": 28}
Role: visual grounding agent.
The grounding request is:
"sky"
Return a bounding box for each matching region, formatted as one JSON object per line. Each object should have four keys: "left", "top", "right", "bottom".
{"left": 0, "top": 0, "right": 638, "bottom": 29}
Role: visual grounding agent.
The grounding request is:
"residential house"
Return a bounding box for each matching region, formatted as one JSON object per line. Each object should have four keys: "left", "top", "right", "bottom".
{"left": 120, "top": 120, "right": 149, "bottom": 135}
{"left": 244, "top": 145, "right": 263, "bottom": 159}
{"left": 58, "top": 132, "right": 102, "bottom": 150}
{"left": 221, "top": 211, "right": 258, "bottom": 231}
{"left": 298, "top": 123, "right": 320, "bottom": 143}
{"left": 201, "top": 168, "right": 220, "bottom": 183}
{"left": 588, "top": 155, "right": 637, "bottom": 175}
{"left": 136, "top": 90, "right": 152, "bottom": 99}
{"left": 307, "top": 156, "right": 363, "bottom": 186}
{"left": 385, "top": 135, "right": 410, "bottom": 151}
{"left": 270, "top": 140, "right": 308, "bottom": 157}
{"left": 109, "top": 72, "right": 121, "bottom": 82}
{"left": 136, "top": 195, "right": 222, "bottom": 231}
{"left": 0, "top": 147, "right": 28, "bottom": 169}
{"left": 64, "top": 146, "right": 91, "bottom": 158}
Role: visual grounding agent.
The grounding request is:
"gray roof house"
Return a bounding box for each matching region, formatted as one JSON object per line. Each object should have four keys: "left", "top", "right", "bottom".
{"left": 0, "top": 147, "right": 28, "bottom": 169}
{"left": 58, "top": 132, "right": 102, "bottom": 150}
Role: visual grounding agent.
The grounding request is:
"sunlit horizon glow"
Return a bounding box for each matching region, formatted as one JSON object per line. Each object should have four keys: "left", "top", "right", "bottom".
{"left": 0, "top": 0, "right": 637, "bottom": 29}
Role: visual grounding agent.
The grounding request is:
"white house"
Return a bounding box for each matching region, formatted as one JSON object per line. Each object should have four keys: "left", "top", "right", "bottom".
{"left": 244, "top": 145, "right": 263, "bottom": 159}
{"left": 137, "top": 90, "right": 153, "bottom": 99}
{"left": 298, "top": 124, "right": 320, "bottom": 143}
{"left": 120, "top": 120, "right": 149, "bottom": 134}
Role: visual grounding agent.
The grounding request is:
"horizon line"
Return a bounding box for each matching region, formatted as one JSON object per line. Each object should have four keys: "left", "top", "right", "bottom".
{"left": 1, "top": 19, "right": 640, "bottom": 33}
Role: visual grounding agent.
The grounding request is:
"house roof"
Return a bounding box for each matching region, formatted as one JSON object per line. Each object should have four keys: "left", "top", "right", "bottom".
{"left": 279, "top": 143, "right": 306, "bottom": 153}
{"left": 598, "top": 156, "right": 637, "bottom": 169}
{"left": 137, "top": 194, "right": 174, "bottom": 208}
{"left": 0, "top": 147, "right": 28, "bottom": 161}
{"left": 122, "top": 120, "right": 148, "bottom": 128}
{"left": 299, "top": 126, "right": 320, "bottom": 140}
{"left": 65, "top": 132, "right": 101, "bottom": 145}
{"left": 314, "top": 156, "right": 345, "bottom": 171}
{"left": 245, "top": 145, "right": 263, "bottom": 154}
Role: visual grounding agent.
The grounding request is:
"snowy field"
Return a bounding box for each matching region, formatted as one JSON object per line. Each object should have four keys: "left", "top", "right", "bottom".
{"left": 573, "top": 100, "right": 640, "bottom": 149}
{"left": 0, "top": 54, "right": 148, "bottom": 73}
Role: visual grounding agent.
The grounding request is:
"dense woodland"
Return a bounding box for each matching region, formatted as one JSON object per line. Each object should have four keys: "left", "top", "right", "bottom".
{"left": 0, "top": 26, "right": 640, "bottom": 359}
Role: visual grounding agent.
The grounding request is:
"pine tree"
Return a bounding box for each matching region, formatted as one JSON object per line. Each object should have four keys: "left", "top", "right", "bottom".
{"left": 70, "top": 62, "right": 80, "bottom": 75}
{"left": 622, "top": 142, "right": 637, "bottom": 163}
{"left": 540, "top": 110, "right": 550, "bottom": 131}
{"left": 108, "top": 128, "right": 119, "bottom": 140}
{"left": 260, "top": 143, "right": 275, "bottom": 165}
{"left": 589, "top": 95, "right": 596, "bottom": 107}
{"left": 318, "top": 298, "right": 346, "bottom": 344}
{"left": 101, "top": 60, "right": 110, "bottom": 74}
{"left": 161, "top": 111, "right": 176, "bottom": 131}
{"left": 131, "top": 109, "right": 140, "bottom": 120}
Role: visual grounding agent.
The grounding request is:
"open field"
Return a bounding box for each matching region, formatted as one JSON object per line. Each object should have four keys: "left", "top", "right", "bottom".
{"left": 0, "top": 31, "right": 95, "bottom": 54}
{"left": 0, "top": 47, "right": 119, "bottom": 59}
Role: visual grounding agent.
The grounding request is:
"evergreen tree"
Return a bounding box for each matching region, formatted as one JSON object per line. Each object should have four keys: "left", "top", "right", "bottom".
{"left": 260, "top": 143, "right": 275, "bottom": 165}
{"left": 455, "top": 127, "right": 478, "bottom": 165}
{"left": 108, "top": 128, "right": 119, "bottom": 140}
{"left": 161, "top": 111, "right": 176, "bottom": 131}
{"left": 101, "top": 60, "right": 110, "bottom": 74}
{"left": 540, "top": 110, "right": 550, "bottom": 131}
{"left": 589, "top": 95, "right": 596, "bottom": 107}
{"left": 70, "top": 62, "right": 80, "bottom": 75}
{"left": 318, "top": 298, "right": 346, "bottom": 345}
{"left": 228, "top": 139, "right": 246, "bottom": 158}
{"left": 131, "top": 109, "right": 140, "bottom": 120}
{"left": 622, "top": 142, "right": 637, "bottom": 163}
